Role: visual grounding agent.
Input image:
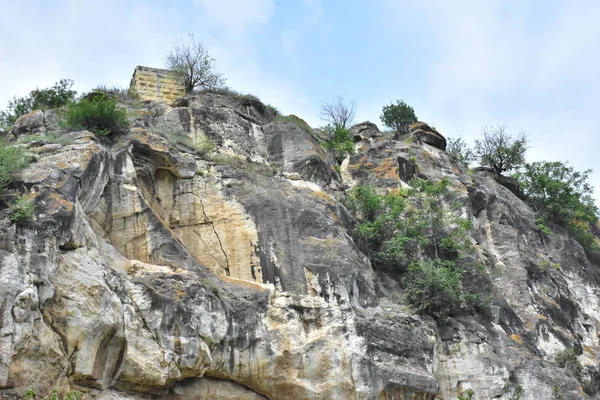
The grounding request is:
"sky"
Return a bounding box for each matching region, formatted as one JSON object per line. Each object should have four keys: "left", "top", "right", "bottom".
{"left": 1, "top": 0, "right": 599, "bottom": 204}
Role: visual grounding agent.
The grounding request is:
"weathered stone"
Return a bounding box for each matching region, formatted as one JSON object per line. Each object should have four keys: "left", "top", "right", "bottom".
{"left": 398, "top": 121, "right": 447, "bottom": 150}
{"left": 1, "top": 93, "right": 599, "bottom": 400}
{"left": 264, "top": 121, "right": 339, "bottom": 188}
{"left": 11, "top": 110, "right": 45, "bottom": 136}
{"left": 350, "top": 121, "right": 382, "bottom": 141}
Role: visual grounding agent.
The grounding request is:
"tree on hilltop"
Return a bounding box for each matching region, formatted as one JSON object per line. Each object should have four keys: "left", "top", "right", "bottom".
{"left": 473, "top": 125, "right": 528, "bottom": 174}
{"left": 166, "top": 34, "right": 226, "bottom": 93}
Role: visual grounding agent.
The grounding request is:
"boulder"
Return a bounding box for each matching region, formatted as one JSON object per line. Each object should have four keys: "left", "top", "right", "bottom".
{"left": 11, "top": 110, "right": 45, "bottom": 136}
{"left": 349, "top": 121, "right": 381, "bottom": 141}
{"left": 399, "top": 121, "right": 447, "bottom": 150}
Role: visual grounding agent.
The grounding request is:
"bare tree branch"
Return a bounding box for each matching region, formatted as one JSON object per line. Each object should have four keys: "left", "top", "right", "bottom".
{"left": 319, "top": 95, "right": 356, "bottom": 129}
{"left": 165, "top": 34, "right": 226, "bottom": 93}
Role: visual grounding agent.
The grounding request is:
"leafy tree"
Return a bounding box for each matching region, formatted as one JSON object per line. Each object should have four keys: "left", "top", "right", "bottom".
{"left": 515, "top": 161, "right": 599, "bottom": 254}
{"left": 473, "top": 125, "right": 528, "bottom": 174}
{"left": 321, "top": 124, "right": 355, "bottom": 164}
{"left": 65, "top": 93, "right": 129, "bottom": 136}
{"left": 515, "top": 161, "right": 597, "bottom": 225}
{"left": 380, "top": 100, "right": 417, "bottom": 133}
{"left": 319, "top": 95, "right": 356, "bottom": 129}
{"left": 447, "top": 137, "right": 475, "bottom": 167}
{"left": 0, "top": 79, "right": 76, "bottom": 126}
{"left": 166, "top": 34, "right": 226, "bottom": 93}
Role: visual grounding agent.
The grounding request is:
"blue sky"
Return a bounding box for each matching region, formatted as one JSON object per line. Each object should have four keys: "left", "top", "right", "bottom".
{"left": 1, "top": 0, "right": 599, "bottom": 204}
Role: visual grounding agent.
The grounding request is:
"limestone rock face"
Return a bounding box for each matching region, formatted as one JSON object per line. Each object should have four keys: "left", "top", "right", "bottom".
{"left": 0, "top": 92, "right": 598, "bottom": 400}
{"left": 397, "top": 121, "right": 447, "bottom": 150}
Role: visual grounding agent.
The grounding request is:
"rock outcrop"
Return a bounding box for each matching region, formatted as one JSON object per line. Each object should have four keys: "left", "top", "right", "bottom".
{"left": 0, "top": 92, "right": 598, "bottom": 400}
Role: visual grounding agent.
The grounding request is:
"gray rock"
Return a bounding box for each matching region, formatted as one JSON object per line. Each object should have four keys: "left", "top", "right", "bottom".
{"left": 11, "top": 110, "right": 45, "bottom": 136}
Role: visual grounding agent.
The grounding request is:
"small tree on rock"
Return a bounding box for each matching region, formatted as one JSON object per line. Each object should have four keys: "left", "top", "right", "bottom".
{"left": 319, "top": 95, "right": 356, "bottom": 129}
{"left": 447, "top": 137, "right": 475, "bottom": 167}
{"left": 166, "top": 34, "right": 226, "bottom": 93}
{"left": 474, "top": 125, "right": 528, "bottom": 174}
{"left": 380, "top": 100, "right": 417, "bottom": 133}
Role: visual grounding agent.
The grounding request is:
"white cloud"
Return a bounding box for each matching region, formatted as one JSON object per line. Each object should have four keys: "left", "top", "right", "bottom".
{"left": 384, "top": 0, "right": 600, "bottom": 204}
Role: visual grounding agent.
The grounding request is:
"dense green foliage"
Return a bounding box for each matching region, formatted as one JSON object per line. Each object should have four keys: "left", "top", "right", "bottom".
{"left": 321, "top": 124, "right": 354, "bottom": 164}
{"left": 65, "top": 94, "right": 129, "bottom": 136}
{"left": 346, "top": 177, "right": 484, "bottom": 317}
{"left": 10, "top": 195, "right": 35, "bottom": 224}
{"left": 380, "top": 100, "right": 417, "bottom": 133}
{"left": 447, "top": 137, "right": 475, "bottom": 167}
{"left": 474, "top": 125, "right": 528, "bottom": 174}
{"left": 0, "top": 141, "right": 30, "bottom": 196}
{"left": 515, "top": 161, "right": 599, "bottom": 254}
{"left": 551, "top": 385, "right": 563, "bottom": 400}
{"left": 0, "top": 79, "right": 76, "bottom": 126}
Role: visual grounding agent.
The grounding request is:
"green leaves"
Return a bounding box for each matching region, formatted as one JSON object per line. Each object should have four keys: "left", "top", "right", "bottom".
{"left": 321, "top": 124, "right": 355, "bottom": 164}
{"left": 515, "top": 161, "right": 599, "bottom": 254}
{"left": 65, "top": 94, "right": 129, "bottom": 136}
{"left": 1, "top": 79, "right": 76, "bottom": 126}
{"left": 0, "top": 141, "right": 30, "bottom": 196}
{"left": 380, "top": 100, "right": 417, "bottom": 133}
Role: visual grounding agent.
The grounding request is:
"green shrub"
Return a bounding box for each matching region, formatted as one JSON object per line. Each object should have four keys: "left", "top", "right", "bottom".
{"left": 10, "top": 195, "right": 35, "bottom": 224}
{"left": 65, "top": 94, "right": 129, "bottom": 136}
{"left": 515, "top": 161, "right": 599, "bottom": 255}
{"left": 405, "top": 260, "right": 464, "bottom": 317}
{"left": 380, "top": 100, "right": 417, "bottom": 133}
{"left": 320, "top": 124, "right": 355, "bottom": 164}
{"left": 507, "top": 385, "right": 524, "bottom": 400}
{"left": 457, "top": 388, "right": 475, "bottom": 400}
{"left": 555, "top": 348, "right": 583, "bottom": 381}
{"left": 1, "top": 79, "right": 76, "bottom": 126}
{"left": 551, "top": 385, "right": 563, "bottom": 400}
{"left": 0, "top": 142, "right": 30, "bottom": 196}
{"left": 345, "top": 177, "right": 484, "bottom": 317}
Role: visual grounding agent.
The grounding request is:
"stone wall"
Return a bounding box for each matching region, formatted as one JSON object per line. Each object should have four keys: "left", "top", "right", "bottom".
{"left": 130, "top": 66, "right": 185, "bottom": 103}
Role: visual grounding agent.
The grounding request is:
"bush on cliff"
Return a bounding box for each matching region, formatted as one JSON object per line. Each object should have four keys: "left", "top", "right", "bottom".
{"left": 65, "top": 93, "right": 129, "bottom": 136}
{"left": 345, "top": 177, "right": 484, "bottom": 317}
{"left": 515, "top": 161, "right": 600, "bottom": 255}
{"left": 0, "top": 141, "right": 30, "bottom": 197}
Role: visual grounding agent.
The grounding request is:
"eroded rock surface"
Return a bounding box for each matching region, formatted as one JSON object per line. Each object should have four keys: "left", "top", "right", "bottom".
{"left": 0, "top": 93, "right": 598, "bottom": 400}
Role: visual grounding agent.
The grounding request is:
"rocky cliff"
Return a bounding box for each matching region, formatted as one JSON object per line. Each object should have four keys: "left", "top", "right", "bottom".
{"left": 0, "top": 92, "right": 598, "bottom": 400}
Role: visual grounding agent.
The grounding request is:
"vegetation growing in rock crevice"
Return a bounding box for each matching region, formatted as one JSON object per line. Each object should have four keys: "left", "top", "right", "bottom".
{"left": 0, "top": 141, "right": 31, "bottom": 197}
{"left": 65, "top": 93, "right": 129, "bottom": 136}
{"left": 345, "top": 177, "right": 487, "bottom": 317}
